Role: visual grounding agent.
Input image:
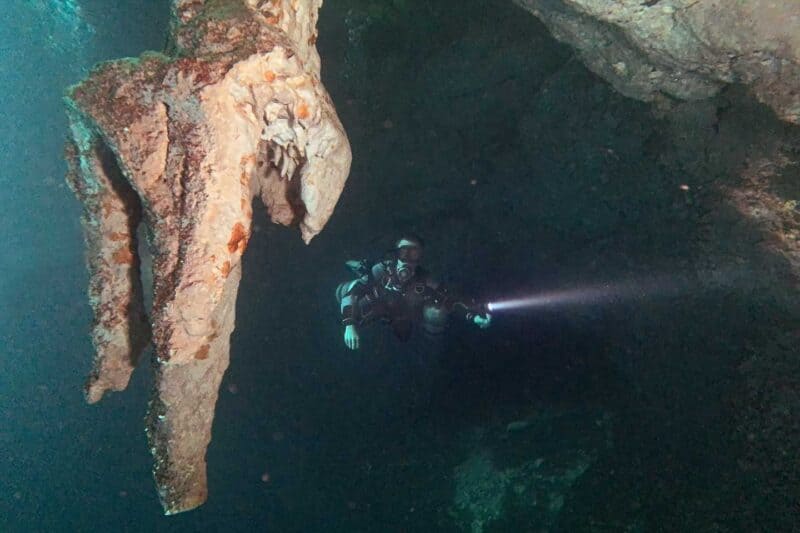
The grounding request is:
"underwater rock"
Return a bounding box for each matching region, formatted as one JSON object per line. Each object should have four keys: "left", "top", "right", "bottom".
{"left": 515, "top": 0, "right": 800, "bottom": 124}
{"left": 65, "top": 0, "right": 350, "bottom": 515}
{"left": 452, "top": 448, "right": 596, "bottom": 532}
{"left": 452, "top": 451, "right": 511, "bottom": 533}
{"left": 451, "top": 411, "right": 609, "bottom": 532}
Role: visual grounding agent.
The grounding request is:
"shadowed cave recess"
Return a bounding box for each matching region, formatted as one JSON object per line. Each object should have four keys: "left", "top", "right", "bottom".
{"left": 63, "top": 0, "right": 800, "bottom": 531}
{"left": 224, "top": 0, "right": 800, "bottom": 531}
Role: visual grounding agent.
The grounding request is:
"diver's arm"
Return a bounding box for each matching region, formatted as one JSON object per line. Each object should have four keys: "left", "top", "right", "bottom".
{"left": 340, "top": 277, "right": 370, "bottom": 349}
{"left": 473, "top": 312, "right": 492, "bottom": 329}
{"left": 340, "top": 291, "right": 358, "bottom": 326}
{"left": 451, "top": 301, "right": 492, "bottom": 328}
{"left": 428, "top": 280, "right": 492, "bottom": 329}
{"left": 339, "top": 277, "right": 369, "bottom": 324}
{"left": 344, "top": 324, "right": 360, "bottom": 350}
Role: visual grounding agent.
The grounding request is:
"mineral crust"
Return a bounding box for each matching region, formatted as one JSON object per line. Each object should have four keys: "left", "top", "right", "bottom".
{"left": 65, "top": 0, "right": 350, "bottom": 514}
{"left": 515, "top": 0, "right": 800, "bottom": 124}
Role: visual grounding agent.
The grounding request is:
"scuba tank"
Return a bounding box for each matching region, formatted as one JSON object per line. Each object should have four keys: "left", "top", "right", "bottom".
{"left": 345, "top": 259, "right": 373, "bottom": 278}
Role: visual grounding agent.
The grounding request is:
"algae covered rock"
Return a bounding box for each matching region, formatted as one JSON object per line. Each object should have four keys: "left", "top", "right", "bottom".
{"left": 65, "top": 0, "right": 350, "bottom": 515}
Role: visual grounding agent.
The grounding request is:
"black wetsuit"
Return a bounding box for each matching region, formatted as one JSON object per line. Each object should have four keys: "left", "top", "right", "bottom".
{"left": 336, "top": 260, "right": 480, "bottom": 341}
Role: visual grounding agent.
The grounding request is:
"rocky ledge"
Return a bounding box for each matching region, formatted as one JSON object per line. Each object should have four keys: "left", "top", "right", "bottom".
{"left": 515, "top": 0, "right": 800, "bottom": 124}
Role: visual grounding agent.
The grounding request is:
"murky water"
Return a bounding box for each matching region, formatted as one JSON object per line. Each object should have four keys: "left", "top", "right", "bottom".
{"left": 2, "top": 1, "right": 799, "bottom": 531}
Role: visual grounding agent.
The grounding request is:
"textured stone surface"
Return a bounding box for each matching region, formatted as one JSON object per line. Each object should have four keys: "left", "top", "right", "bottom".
{"left": 451, "top": 411, "right": 608, "bottom": 533}
{"left": 65, "top": 0, "right": 350, "bottom": 514}
{"left": 515, "top": 0, "right": 800, "bottom": 123}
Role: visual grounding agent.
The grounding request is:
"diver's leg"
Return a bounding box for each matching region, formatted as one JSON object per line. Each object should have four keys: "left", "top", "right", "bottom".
{"left": 402, "top": 328, "right": 445, "bottom": 413}
{"left": 391, "top": 318, "right": 413, "bottom": 342}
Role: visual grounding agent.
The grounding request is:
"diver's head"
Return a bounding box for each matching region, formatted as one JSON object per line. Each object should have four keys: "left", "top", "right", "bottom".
{"left": 394, "top": 234, "right": 424, "bottom": 283}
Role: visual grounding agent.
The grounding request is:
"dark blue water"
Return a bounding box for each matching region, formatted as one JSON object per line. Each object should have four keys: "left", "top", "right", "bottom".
{"left": 3, "top": 1, "right": 799, "bottom": 532}
{"left": 0, "top": 1, "right": 172, "bottom": 530}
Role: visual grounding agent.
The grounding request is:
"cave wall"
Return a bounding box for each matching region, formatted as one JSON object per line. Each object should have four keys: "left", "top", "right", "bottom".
{"left": 496, "top": 5, "right": 800, "bottom": 524}
{"left": 307, "top": 0, "right": 800, "bottom": 530}
{"left": 514, "top": 0, "right": 800, "bottom": 124}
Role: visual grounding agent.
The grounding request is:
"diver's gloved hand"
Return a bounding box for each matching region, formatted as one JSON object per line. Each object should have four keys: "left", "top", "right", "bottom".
{"left": 344, "top": 324, "right": 360, "bottom": 350}
{"left": 473, "top": 313, "right": 492, "bottom": 329}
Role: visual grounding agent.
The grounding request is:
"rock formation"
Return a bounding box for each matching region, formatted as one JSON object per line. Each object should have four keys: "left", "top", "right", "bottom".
{"left": 65, "top": 0, "right": 350, "bottom": 514}
{"left": 514, "top": 0, "right": 800, "bottom": 124}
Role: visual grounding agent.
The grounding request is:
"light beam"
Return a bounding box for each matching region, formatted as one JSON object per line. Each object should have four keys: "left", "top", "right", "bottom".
{"left": 486, "top": 276, "right": 689, "bottom": 313}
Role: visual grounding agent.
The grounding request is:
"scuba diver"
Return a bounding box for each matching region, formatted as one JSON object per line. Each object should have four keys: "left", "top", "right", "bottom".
{"left": 335, "top": 235, "right": 492, "bottom": 350}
